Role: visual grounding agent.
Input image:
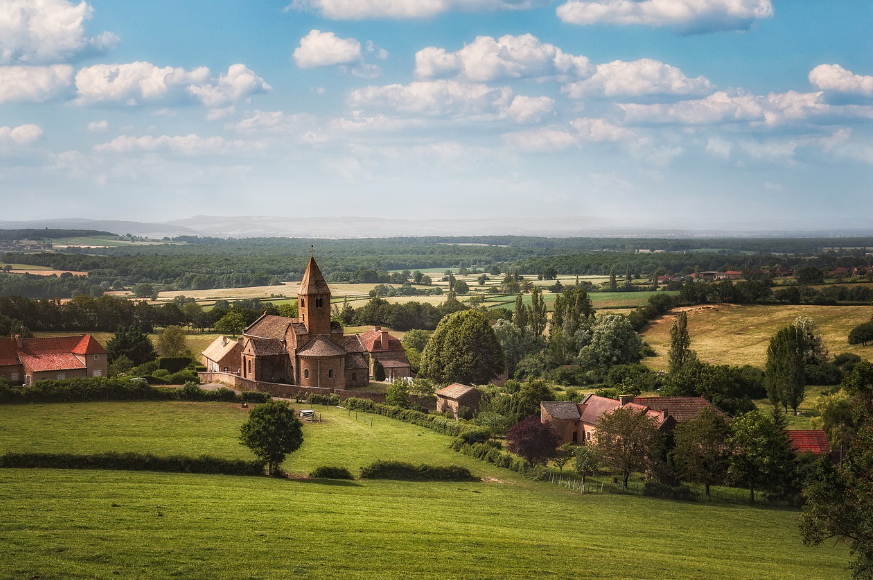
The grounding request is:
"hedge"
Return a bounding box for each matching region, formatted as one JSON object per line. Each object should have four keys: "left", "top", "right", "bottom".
{"left": 450, "top": 439, "right": 546, "bottom": 479}
{"left": 309, "top": 465, "right": 355, "bottom": 479}
{"left": 342, "top": 397, "right": 464, "bottom": 437}
{"left": 359, "top": 460, "right": 476, "bottom": 481}
{"left": 0, "top": 451, "right": 265, "bottom": 476}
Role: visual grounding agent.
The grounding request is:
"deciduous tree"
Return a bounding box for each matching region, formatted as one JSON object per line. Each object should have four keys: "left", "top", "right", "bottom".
{"left": 574, "top": 445, "right": 600, "bottom": 492}
{"left": 594, "top": 406, "right": 663, "bottom": 489}
{"left": 668, "top": 311, "right": 695, "bottom": 375}
{"left": 671, "top": 407, "right": 731, "bottom": 498}
{"left": 419, "top": 310, "right": 505, "bottom": 385}
{"left": 506, "top": 415, "right": 561, "bottom": 466}
{"left": 727, "top": 410, "right": 795, "bottom": 503}
{"left": 765, "top": 325, "right": 806, "bottom": 414}
{"left": 156, "top": 325, "right": 190, "bottom": 358}
{"left": 239, "top": 401, "right": 303, "bottom": 476}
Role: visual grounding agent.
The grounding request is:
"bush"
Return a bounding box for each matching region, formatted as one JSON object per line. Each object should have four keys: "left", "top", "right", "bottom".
{"left": 643, "top": 481, "right": 696, "bottom": 501}
{"left": 359, "top": 460, "right": 476, "bottom": 481}
{"left": 457, "top": 427, "right": 492, "bottom": 445}
{"left": 309, "top": 466, "right": 354, "bottom": 479}
{"left": 343, "top": 397, "right": 464, "bottom": 437}
{"left": 803, "top": 362, "right": 843, "bottom": 386}
{"left": 159, "top": 356, "right": 195, "bottom": 373}
{"left": 242, "top": 391, "right": 271, "bottom": 403}
{"left": 307, "top": 393, "right": 341, "bottom": 406}
{"left": 0, "top": 451, "right": 265, "bottom": 476}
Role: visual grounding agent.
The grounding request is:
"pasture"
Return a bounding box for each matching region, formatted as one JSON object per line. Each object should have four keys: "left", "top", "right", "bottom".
{"left": 641, "top": 303, "right": 872, "bottom": 371}
{"left": 0, "top": 401, "right": 849, "bottom": 580}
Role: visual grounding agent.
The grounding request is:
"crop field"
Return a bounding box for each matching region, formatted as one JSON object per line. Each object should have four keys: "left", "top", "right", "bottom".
{"left": 641, "top": 303, "right": 872, "bottom": 371}
{"left": 0, "top": 401, "right": 849, "bottom": 580}
{"left": 50, "top": 235, "right": 168, "bottom": 248}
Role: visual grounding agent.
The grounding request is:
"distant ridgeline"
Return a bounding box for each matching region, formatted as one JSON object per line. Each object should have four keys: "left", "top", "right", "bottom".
{"left": 2, "top": 229, "right": 873, "bottom": 299}
{"left": 0, "top": 229, "right": 115, "bottom": 241}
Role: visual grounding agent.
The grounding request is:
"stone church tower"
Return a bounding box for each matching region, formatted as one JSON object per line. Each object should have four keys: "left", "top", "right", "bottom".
{"left": 298, "top": 256, "right": 332, "bottom": 336}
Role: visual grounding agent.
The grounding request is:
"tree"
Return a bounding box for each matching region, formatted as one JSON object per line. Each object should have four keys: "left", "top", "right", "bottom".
{"left": 671, "top": 407, "right": 731, "bottom": 498}
{"left": 668, "top": 311, "right": 695, "bottom": 375}
{"left": 528, "top": 286, "right": 547, "bottom": 336}
{"left": 794, "top": 317, "right": 828, "bottom": 365}
{"left": 506, "top": 415, "right": 561, "bottom": 466}
{"left": 765, "top": 325, "right": 806, "bottom": 414}
{"left": 512, "top": 379, "right": 554, "bottom": 423}
{"left": 574, "top": 445, "right": 600, "bottom": 492}
{"left": 727, "top": 410, "right": 795, "bottom": 503}
{"left": 215, "top": 311, "right": 246, "bottom": 337}
{"left": 594, "top": 407, "right": 663, "bottom": 489}
{"left": 513, "top": 294, "right": 528, "bottom": 331}
{"left": 419, "top": 310, "right": 505, "bottom": 385}
{"left": 156, "top": 325, "right": 190, "bottom": 358}
{"left": 132, "top": 283, "right": 156, "bottom": 299}
{"left": 552, "top": 443, "right": 574, "bottom": 473}
{"left": 402, "top": 329, "right": 430, "bottom": 352}
{"left": 849, "top": 322, "right": 873, "bottom": 346}
{"left": 386, "top": 380, "right": 410, "bottom": 408}
{"left": 608, "top": 265, "right": 617, "bottom": 292}
{"left": 373, "top": 358, "right": 386, "bottom": 382}
{"left": 580, "top": 314, "right": 643, "bottom": 369}
{"left": 453, "top": 280, "right": 470, "bottom": 295}
{"left": 240, "top": 401, "right": 304, "bottom": 476}
{"left": 106, "top": 324, "right": 157, "bottom": 366}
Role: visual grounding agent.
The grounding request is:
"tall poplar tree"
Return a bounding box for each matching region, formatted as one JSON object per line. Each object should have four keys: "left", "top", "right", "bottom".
{"left": 765, "top": 325, "right": 806, "bottom": 414}
{"left": 668, "top": 311, "right": 695, "bottom": 375}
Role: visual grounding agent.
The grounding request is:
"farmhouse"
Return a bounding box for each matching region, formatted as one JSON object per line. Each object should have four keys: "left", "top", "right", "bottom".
{"left": 541, "top": 394, "right": 722, "bottom": 445}
{"left": 435, "top": 383, "right": 482, "bottom": 418}
{"left": 0, "top": 334, "right": 107, "bottom": 385}
{"left": 786, "top": 430, "right": 830, "bottom": 456}
{"left": 201, "top": 335, "right": 243, "bottom": 374}
{"left": 358, "top": 326, "right": 411, "bottom": 380}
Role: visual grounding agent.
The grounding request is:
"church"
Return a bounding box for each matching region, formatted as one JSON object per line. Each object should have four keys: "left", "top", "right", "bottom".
{"left": 232, "top": 257, "right": 375, "bottom": 388}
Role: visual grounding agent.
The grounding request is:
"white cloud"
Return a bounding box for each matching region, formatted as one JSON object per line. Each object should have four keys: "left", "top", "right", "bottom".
{"left": 366, "top": 41, "right": 389, "bottom": 60}
{"left": 93, "top": 134, "right": 255, "bottom": 156}
{"left": 0, "top": 64, "right": 73, "bottom": 103}
{"left": 415, "top": 34, "right": 592, "bottom": 82}
{"left": 0, "top": 124, "right": 44, "bottom": 145}
{"left": 705, "top": 135, "right": 732, "bottom": 158}
{"left": 293, "top": 30, "right": 363, "bottom": 68}
{"left": 503, "top": 126, "right": 578, "bottom": 151}
{"left": 556, "top": 0, "right": 774, "bottom": 33}
{"left": 570, "top": 117, "right": 634, "bottom": 141}
{"left": 809, "top": 64, "right": 873, "bottom": 97}
{"left": 74, "top": 62, "right": 269, "bottom": 108}
{"left": 0, "top": 0, "right": 118, "bottom": 64}
{"left": 505, "top": 95, "right": 554, "bottom": 123}
{"left": 288, "top": 0, "right": 549, "bottom": 20}
{"left": 562, "top": 58, "right": 712, "bottom": 99}
{"left": 349, "top": 80, "right": 513, "bottom": 118}
{"left": 86, "top": 119, "right": 108, "bottom": 133}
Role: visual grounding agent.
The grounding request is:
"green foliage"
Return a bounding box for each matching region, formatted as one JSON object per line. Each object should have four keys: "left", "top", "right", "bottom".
{"left": 671, "top": 407, "right": 732, "bottom": 498}
{"left": 239, "top": 401, "right": 304, "bottom": 476}
{"left": 309, "top": 466, "right": 354, "bottom": 479}
{"left": 574, "top": 445, "right": 600, "bottom": 491}
{"left": 580, "top": 314, "right": 643, "bottom": 369}
{"left": 343, "top": 397, "right": 464, "bottom": 437}
{"left": 215, "top": 311, "right": 246, "bottom": 337}
{"left": 765, "top": 325, "right": 807, "bottom": 414}
{"left": 107, "top": 324, "right": 157, "bottom": 366}
{"left": 158, "top": 356, "right": 194, "bottom": 374}
{"left": 728, "top": 410, "right": 795, "bottom": 502}
{"left": 156, "top": 325, "right": 190, "bottom": 358}
{"left": 512, "top": 379, "right": 554, "bottom": 423}
{"left": 0, "top": 451, "right": 264, "bottom": 476}
{"left": 359, "top": 460, "right": 476, "bottom": 481}
{"left": 420, "top": 309, "right": 505, "bottom": 385}
{"left": 373, "top": 359, "right": 386, "bottom": 382}
{"left": 595, "top": 406, "right": 663, "bottom": 489}
{"left": 849, "top": 321, "right": 873, "bottom": 346}
{"left": 401, "top": 329, "right": 430, "bottom": 352}
{"left": 668, "top": 311, "right": 695, "bottom": 375}
{"left": 386, "top": 380, "right": 409, "bottom": 408}
{"left": 492, "top": 319, "right": 544, "bottom": 378}
{"left": 663, "top": 359, "right": 759, "bottom": 416}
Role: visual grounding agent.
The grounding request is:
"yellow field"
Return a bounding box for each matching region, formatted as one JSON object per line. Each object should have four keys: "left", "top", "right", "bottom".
{"left": 641, "top": 303, "right": 873, "bottom": 371}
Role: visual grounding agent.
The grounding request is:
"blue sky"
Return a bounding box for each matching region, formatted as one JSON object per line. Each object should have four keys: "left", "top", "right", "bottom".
{"left": 1, "top": 0, "right": 871, "bottom": 230}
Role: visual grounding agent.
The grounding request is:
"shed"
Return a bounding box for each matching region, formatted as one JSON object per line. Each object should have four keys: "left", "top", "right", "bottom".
{"left": 435, "top": 383, "right": 482, "bottom": 418}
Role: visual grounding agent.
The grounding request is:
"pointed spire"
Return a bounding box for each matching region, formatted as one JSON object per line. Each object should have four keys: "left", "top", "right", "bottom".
{"left": 299, "top": 256, "right": 330, "bottom": 296}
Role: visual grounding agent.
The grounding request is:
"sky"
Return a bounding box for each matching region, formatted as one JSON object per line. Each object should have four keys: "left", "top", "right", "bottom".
{"left": 1, "top": 0, "right": 872, "bottom": 231}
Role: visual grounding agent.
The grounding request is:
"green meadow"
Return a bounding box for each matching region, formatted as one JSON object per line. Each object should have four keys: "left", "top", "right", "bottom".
{"left": 0, "top": 401, "right": 850, "bottom": 580}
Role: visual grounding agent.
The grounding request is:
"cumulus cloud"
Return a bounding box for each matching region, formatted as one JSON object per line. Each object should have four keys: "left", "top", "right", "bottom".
{"left": 556, "top": 0, "right": 773, "bottom": 33}
{"left": 0, "top": 64, "right": 73, "bottom": 103}
{"left": 293, "top": 30, "right": 363, "bottom": 68}
{"left": 570, "top": 117, "right": 634, "bottom": 141}
{"left": 415, "top": 34, "right": 592, "bottom": 82}
{"left": 349, "top": 80, "right": 513, "bottom": 118}
{"left": 0, "top": 124, "right": 44, "bottom": 145}
{"left": 86, "top": 119, "right": 108, "bottom": 133}
{"left": 93, "top": 134, "right": 255, "bottom": 156}
{"left": 809, "top": 64, "right": 873, "bottom": 98}
{"left": 0, "top": 0, "right": 118, "bottom": 64}
{"left": 288, "top": 0, "right": 549, "bottom": 20}
{"left": 503, "top": 126, "right": 578, "bottom": 151}
{"left": 74, "top": 62, "right": 269, "bottom": 107}
{"left": 562, "top": 58, "right": 712, "bottom": 99}
{"left": 505, "top": 95, "right": 554, "bottom": 123}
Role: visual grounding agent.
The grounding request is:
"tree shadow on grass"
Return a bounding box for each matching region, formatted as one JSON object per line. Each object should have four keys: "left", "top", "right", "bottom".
{"left": 293, "top": 478, "right": 362, "bottom": 487}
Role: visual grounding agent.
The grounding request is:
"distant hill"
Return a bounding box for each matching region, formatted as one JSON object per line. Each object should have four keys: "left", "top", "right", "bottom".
{"left": 0, "top": 228, "right": 116, "bottom": 241}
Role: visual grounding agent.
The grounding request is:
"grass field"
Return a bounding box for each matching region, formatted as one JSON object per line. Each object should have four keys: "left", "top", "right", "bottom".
{"left": 641, "top": 303, "right": 873, "bottom": 371}
{"left": 0, "top": 401, "right": 849, "bottom": 580}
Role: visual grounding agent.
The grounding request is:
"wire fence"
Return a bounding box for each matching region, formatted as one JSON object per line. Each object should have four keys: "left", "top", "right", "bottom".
{"left": 546, "top": 472, "right": 759, "bottom": 504}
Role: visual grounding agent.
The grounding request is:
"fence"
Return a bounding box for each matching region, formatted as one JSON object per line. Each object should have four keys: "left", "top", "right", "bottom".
{"left": 545, "top": 472, "right": 760, "bottom": 504}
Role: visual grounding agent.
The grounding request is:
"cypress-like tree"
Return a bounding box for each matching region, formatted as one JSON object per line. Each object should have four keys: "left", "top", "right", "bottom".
{"left": 608, "top": 265, "right": 617, "bottom": 292}
{"left": 528, "top": 286, "right": 547, "bottom": 336}
{"left": 765, "top": 325, "right": 806, "bottom": 414}
{"left": 668, "top": 311, "right": 694, "bottom": 375}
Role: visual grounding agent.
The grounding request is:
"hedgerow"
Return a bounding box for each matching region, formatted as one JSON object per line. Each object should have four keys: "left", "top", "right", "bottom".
{"left": 0, "top": 451, "right": 265, "bottom": 476}
{"left": 309, "top": 466, "right": 354, "bottom": 479}
{"left": 343, "top": 397, "right": 463, "bottom": 436}
{"left": 359, "top": 460, "right": 476, "bottom": 481}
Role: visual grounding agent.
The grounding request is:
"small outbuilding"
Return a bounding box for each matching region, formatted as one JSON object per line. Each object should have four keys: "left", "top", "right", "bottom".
{"left": 435, "top": 383, "right": 482, "bottom": 419}
{"left": 201, "top": 335, "right": 243, "bottom": 374}
{"left": 786, "top": 430, "right": 830, "bottom": 456}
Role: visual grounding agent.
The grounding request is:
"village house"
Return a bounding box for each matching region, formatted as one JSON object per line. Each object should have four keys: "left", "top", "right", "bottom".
{"left": 541, "top": 394, "right": 722, "bottom": 445}
{"left": 785, "top": 430, "right": 830, "bottom": 456}
{"left": 435, "top": 383, "right": 482, "bottom": 418}
{"left": 201, "top": 335, "right": 243, "bottom": 374}
{"left": 0, "top": 334, "right": 107, "bottom": 385}
{"left": 358, "top": 326, "right": 411, "bottom": 380}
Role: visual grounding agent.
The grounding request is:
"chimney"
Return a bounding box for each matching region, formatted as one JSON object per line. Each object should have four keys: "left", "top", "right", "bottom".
{"left": 14, "top": 334, "right": 22, "bottom": 349}
{"left": 618, "top": 394, "right": 634, "bottom": 406}
{"left": 222, "top": 336, "right": 227, "bottom": 346}
{"left": 374, "top": 326, "right": 381, "bottom": 331}
{"left": 381, "top": 331, "right": 388, "bottom": 350}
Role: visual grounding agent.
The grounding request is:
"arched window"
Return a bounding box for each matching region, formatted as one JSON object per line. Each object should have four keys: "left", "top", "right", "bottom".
{"left": 301, "top": 298, "right": 305, "bottom": 307}
{"left": 328, "top": 369, "right": 334, "bottom": 379}
{"left": 316, "top": 297, "right": 323, "bottom": 308}
{"left": 303, "top": 369, "right": 309, "bottom": 379}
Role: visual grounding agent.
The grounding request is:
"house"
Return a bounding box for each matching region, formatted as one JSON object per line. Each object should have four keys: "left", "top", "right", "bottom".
{"left": 786, "top": 430, "right": 830, "bottom": 456}
{"left": 541, "top": 394, "right": 721, "bottom": 445}
{"left": 0, "top": 334, "right": 107, "bottom": 385}
{"left": 358, "top": 326, "right": 411, "bottom": 380}
{"left": 233, "top": 257, "right": 370, "bottom": 388}
{"left": 435, "top": 383, "right": 482, "bottom": 418}
{"left": 201, "top": 335, "right": 243, "bottom": 374}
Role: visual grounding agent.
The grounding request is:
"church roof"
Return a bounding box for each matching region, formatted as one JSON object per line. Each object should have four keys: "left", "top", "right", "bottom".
{"left": 246, "top": 338, "right": 286, "bottom": 356}
{"left": 244, "top": 314, "right": 293, "bottom": 340}
{"left": 299, "top": 257, "right": 330, "bottom": 295}
{"left": 343, "top": 334, "right": 366, "bottom": 353}
{"left": 345, "top": 352, "right": 369, "bottom": 370}
{"left": 297, "top": 335, "right": 346, "bottom": 358}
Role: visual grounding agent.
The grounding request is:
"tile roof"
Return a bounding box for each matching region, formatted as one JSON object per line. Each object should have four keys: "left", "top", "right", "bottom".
{"left": 244, "top": 314, "right": 293, "bottom": 340}
{"left": 435, "top": 383, "right": 477, "bottom": 400}
{"left": 344, "top": 352, "right": 369, "bottom": 370}
{"left": 72, "top": 335, "right": 106, "bottom": 355}
{"left": 579, "top": 394, "right": 621, "bottom": 425}
{"left": 297, "top": 335, "right": 347, "bottom": 358}
{"left": 786, "top": 430, "right": 830, "bottom": 455}
{"left": 246, "top": 338, "right": 287, "bottom": 357}
{"left": 202, "top": 336, "right": 241, "bottom": 362}
{"left": 0, "top": 334, "right": 105, "bottom": 368}
{"left": 298, "top": 257, "right": 331, "bottom": 296}
{"left": 19, "top": 352, "right": 85, "bottom": 372}
{"left": 631, "top": 396, "right": 725, "bottom": 422}
{"left": 358, "top": 327, "right": 405, "bottom": 353}
{"left": 0, "top": 338, "right": 18, "bottom": 366}
{"left": 541, "top": 401, "right": 581, "bottom": 421}
{"left": 343, "top": 334, "right": 366, "bottom": 354}
{"left": 380, "top": 359, "right": 410, "bottom": 368}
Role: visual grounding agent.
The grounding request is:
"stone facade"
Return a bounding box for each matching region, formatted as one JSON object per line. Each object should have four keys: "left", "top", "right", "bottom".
{"left": 435, "top": 383, "right": 482, "bottom": 418}
{"left": 0, "top": 334, "right": 107, "bottom": 385}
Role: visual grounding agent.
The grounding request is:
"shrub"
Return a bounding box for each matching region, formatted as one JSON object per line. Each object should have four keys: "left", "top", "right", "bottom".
{"left": 241, "top": 391, "right": 271, "bottom": 403}
{"left": 359, "top": 460, "right": 476, "bottom": 481}
{"left": 309, "top": 466, "right": 354, "bottom": 479}
{"left": 343, "top": 397, "right": 463, "bottom": 437}
{"left": 456, "top": 427, "right": 492, "bottom": 445}
{"left": 0, "top": 451, "right": 265, "bottom": 476}
{"left": 307, "top": 393, "right": 341, "bottom": 406}
{"left": 643, "top": 481, "right": 696, "bottom": 501}
{"left": 159, "top": 356, "right": 195, "bottom": 373}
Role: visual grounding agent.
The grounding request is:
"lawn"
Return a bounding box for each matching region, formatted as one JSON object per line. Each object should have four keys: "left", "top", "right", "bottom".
{"left": 0, "top": 401, "right": 849, "bottom": 580}
{"left": 641, "top": 303, "right": 873, "bottom": 371}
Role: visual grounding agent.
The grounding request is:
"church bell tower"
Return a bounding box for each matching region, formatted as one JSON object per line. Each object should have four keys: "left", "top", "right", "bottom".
{"left": 298, "top": 256, "right": 332, "bottom": 335}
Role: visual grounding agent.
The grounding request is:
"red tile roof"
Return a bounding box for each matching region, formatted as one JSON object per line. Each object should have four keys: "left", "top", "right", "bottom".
{"left": 244, "top": 314, "right": 293, "bottom": 340}
{"left": 19, "top": 352, "right": 86, "bottom": 372}
{"left": 436, "top": 383, "right": 477, "bottom": 400}
{"left": 0, "top": 338, "right": 19, "bottom": 366}
{"left": 631, "top": 396, "right": 724, "bottom": 422}
{"left": 297, "top": 335, "right": 347, "bottom": 358}
{"left": 0, "top": 334, "right": 105, "bottom": 368}
{"left": 358, "top": 327, "right": 405, "bottom": 353}
{"left": 786, "top": 430, "right": 830, "bottom": 455}
{"left": 72, "top": 335, "right": 106, "bottom": 355}
{"left": 579, "top": 394, "right": 621, "bottom": 425}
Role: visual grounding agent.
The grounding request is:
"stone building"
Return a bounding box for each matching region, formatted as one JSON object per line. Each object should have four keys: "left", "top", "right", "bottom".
{"left": 201, "top": 335, "right": 243, "bottom": 374}
{"left": 0, "top": 334, "right": 107, "bottom": 385}
{"left": 359, "top": 326, "right": 411, "bottom": 380}
{"left": 435, "top": 383, "right": 482, "bottom": 418}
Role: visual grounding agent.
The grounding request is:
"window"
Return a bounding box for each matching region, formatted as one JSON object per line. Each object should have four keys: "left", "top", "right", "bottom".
{"left": 304, "top": 369, "right": 309, "bottom": 379}
{"left": 94, "top": 355, "right": 99, "bottom": 361}
{"left": 93, "top": 370, "right": 102, "bottom": 377}
{"left": 57, "top": 373, "right": 65, "bottom": 380}
{"left": 316, "top": 297, "right": 323, "bottom": 308}
{"left": 351, "top": 372, "right": 356, "bottom": 381}
{"left": 328, "top": 369, "right": 334, "bottom": 379}
{"left": 301, "top": 298, "right": 305, "bottom": 307}
{"left": 248, "top": 360, "right": 252, "bottom": 375}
